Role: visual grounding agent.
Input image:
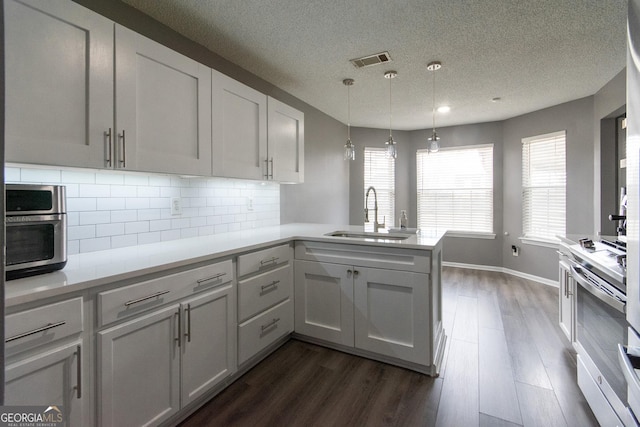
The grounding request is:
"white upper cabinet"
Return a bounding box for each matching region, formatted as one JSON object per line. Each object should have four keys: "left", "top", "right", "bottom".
{"left": 5, "top": 0, "right": 302, "bottom": 182}
{"left": 267, "top": 97, "right": 305, "bottom": 183}
{"left": 115, "top": 25, "right": 212, "bottom": 176}
{"left": 212, "top": 70, "right": 268, "bottom": 179}
{"left": 5, "top": 0, "right": 114, "bottom": 168}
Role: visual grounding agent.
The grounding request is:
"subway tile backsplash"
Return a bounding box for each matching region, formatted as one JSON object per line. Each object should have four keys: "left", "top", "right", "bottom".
{"left": 6, "top": 165, "right": 280, "bottom": 255}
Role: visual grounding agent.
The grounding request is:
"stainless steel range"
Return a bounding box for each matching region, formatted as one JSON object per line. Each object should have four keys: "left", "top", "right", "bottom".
{"left": 567, "top": 239, "right": 632, "bottom": 426}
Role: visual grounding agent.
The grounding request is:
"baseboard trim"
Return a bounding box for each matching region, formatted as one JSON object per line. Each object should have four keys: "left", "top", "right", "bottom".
{"left": 442, "top": 261, "right": 558, "bottom": 288}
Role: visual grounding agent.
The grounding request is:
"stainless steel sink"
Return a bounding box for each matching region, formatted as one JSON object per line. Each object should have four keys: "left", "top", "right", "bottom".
{"left": 325, "top": 231, "right": 410, "bottom": 241}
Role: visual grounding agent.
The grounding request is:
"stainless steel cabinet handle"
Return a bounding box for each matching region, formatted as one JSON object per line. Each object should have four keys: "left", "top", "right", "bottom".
{"left": 105, "top": 128, "right": 112, "bottom": 167}
{"left": 353, "top": 270, "right": 359, "bottom": 277}
{"left": 261, "top": 317, "right": 280, "bottom": 332}
{"left": 124, "top": 290, "right": 169, "bottom": 307}
{"left": 175, "top": 310, "right": 181, "bottom": 347}
{"left": 260, "top": 257, "right": 279, "bottom": 266}
{"left": 269, "top": 158, "right": 274, "bottom": 179}
{"left": 261, "top": 280, "right": 280, "bottom": 292}
{"left": 347, "top": 269, "right": 352, "bottom": 277}
{"left": 118, "top": 130, "right": 126, "bottom": 168}
{"left": 75, "top": 345, "right": 82, "bottom": 399}
{"left": 264, "top": 159, "right": 270, "bottom": 179}
{"left": 185, "top": 304, "right": 192, "bottom": 343}
{"left": 6, "top": 321, "right": 66, "bottom": 343}
{"left": 197, "top": 273, "right": 227, "bottom": 284}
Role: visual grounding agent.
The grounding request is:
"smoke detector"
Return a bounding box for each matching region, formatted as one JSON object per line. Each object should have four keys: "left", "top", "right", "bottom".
{"left": 350, "top": 51, "right": 392, "bottom": 69}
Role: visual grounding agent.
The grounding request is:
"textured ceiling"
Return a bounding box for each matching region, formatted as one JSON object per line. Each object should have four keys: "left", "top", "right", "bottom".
{"left": 121, "top": 0, "right": 628, "bottom": 130}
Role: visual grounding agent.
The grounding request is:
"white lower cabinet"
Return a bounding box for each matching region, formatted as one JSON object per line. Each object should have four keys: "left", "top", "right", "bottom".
{"left": 98, "top": 304, "right": 180, "bottom": 427}
{"left": 5, "top": 296, "right": 86, "bottom": 426}
{"left": 293, "top": 260, "right": 354, "bottom": 346}
{"left": 180, "top": 287, "right": 236, "bottom": 406}
{"left": 236, "top": 244, "right": 294, "bottom": 365}
{"left": 559, "top": 260, "right": 576, "bottom": 342}
{"left": 295, "top": 260, "right": 429, "bottom": 364}
{"left": 6, "top": 341, "right": 84, "bottom": 426}
{"left": 98, "top": 284, "right": 235, "bottom": 427}
{"left": 293, "top": 241, "right": 444, "bottom": 374}
{"left": 354, "top": 268, "right": 429, "bottom": 364}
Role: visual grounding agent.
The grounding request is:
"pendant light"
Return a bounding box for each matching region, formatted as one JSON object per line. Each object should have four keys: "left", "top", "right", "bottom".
{"left": 427, "top": 61, "right": 442, "bottom": 153}
{"left": 343, "top": 78, "right": 356, "bottom": 161}
{"left": 384, "top": 70, "right": 398, "bottom": 159}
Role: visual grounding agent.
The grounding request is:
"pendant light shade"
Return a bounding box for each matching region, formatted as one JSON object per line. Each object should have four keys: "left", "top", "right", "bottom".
{"left": 343, "top": 78, "right": 356, "bottom": 161}
{"left": 384, "top": 71, "right": 397, "bottom": 159}
{"left": 427, "top": 61, "right": 442, "bottom": 153}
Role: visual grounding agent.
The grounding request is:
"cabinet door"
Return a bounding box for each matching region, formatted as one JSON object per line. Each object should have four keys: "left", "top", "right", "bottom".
{"left": 212, "top": 70, "right": 268, "bottom": 179}
{"left": 181, "top": 284, "right": 236, "bottom": 406}
{"left": 115, "top": 25, "right": 212, "bottom": 176}
{"left": 98, "top": 305, "right": 180, "bottom": 427}
{"left": 294, "top": 260, "right": 353, "bottom": 346}
{"left": 267, "top": 97, "right": 304, "bottom": 183}
{"left": 6, "top": 341, "right": 83, "bottom": 427}
{"left": 559, "top": 261, "right": 575, "bottom": 342}
{"left": 354, "top": 268, "right": 430, "bottom": 365}
{"left": 5, "top": 0, "right": 114, "bottom": 168}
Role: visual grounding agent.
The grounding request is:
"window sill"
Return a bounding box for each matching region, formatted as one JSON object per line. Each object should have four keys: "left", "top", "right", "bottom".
{"left": 519, "top": 236, "right": 560, "bottom": 249}
{"left": 445, "top": 231, "right": 496, "bottom": 240}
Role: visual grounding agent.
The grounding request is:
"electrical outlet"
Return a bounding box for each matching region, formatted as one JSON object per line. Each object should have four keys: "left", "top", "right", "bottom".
{"left": 511, "top": 245, "right": 519, "bottom": 256}
{"left": 171, "top": 197, "right": 182, "bottom": 216}
{"left": 247, "top": 197, "right": 254, "bottom": 211}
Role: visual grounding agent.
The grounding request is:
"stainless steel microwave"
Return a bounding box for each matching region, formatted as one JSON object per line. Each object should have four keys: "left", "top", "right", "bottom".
{"left": 5, "top": 184, "right": 67, "bottom": 280}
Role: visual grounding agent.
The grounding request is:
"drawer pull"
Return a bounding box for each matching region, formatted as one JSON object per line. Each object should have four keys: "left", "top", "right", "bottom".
{"left": 175, "top": 310, "right": 181, "bottom": 347}
{"left": 260, "top": 257, "right": 279, "bottom": 266}
{"left": 261, "top": 317, "right": 280, "bottom": 332}
{"left": 185, "top": 304, "right": 192, "bottom": 343}
{"left": 261, "top": 280, "right": 280, "bottom": 292}
{"left": 197, "top": 272, "right": 227, "bottom": 284}
{"left": 124, "top": 290, "right": 170, "bottom": 307}
{"left": 75, "top": 345, "right": 82, "bottom": 399}
{"left": 6, "top": 321, "right": 67, "bottom": 343}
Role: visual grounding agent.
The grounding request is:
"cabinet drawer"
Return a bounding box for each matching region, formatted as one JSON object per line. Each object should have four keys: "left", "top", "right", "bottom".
{"left": 6, "top": 297, "right": 83, "bottom": 355}
{"left": 98, "top": 259, "right": 233, "bottom": 327}
{"left": 237, "top": 244, "right": 291, "bottom": 278}
{"left": 238, "top": 299, "right": 292, "bottom": 365}
{"left": 295, "top": 241, "right": 430, "bottom": 273}
{"left": 238, "top": 265, "right": 291, "bottom": 322}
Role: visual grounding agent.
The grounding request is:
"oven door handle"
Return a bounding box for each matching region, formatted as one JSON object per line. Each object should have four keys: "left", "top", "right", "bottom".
{"left": 619, "top": 344, "right": 640, "bottom": 397}
{"left": 571, "top": 265, "right": 626, "bottom": 314}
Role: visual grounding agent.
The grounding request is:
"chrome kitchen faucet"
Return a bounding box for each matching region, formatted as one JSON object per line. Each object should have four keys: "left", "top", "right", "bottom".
{"left": 365, "top": 186, "right": 385, "bottom": 232}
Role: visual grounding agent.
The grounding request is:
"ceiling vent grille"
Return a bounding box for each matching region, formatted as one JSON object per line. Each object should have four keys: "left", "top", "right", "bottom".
{"left": 350, "top": 51, "right": 392, "bottom": 69}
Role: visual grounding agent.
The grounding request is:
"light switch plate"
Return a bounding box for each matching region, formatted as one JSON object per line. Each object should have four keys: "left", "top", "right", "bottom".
{"left": 171, "top": 197, "right": 182, "bottom": 216}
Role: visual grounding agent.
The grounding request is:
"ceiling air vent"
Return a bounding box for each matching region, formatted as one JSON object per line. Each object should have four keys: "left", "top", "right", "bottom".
{"left": 350, "top": 51, "right": 392, "bottom": 69}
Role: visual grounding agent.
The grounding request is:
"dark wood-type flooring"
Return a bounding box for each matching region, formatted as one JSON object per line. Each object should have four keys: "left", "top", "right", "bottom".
{"left": 180, "top": 267, "right": 598, "bottom": 427}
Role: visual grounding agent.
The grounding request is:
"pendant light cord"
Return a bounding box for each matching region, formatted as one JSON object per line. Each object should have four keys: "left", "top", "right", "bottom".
{"left": 347, "top": 83, "right": 351, "bottom": 140}
{"left": 432, "top": 68, "right": 436, "bottom": 133}
{"left": 389, "top": 76, "right": 393, "bottom": 138}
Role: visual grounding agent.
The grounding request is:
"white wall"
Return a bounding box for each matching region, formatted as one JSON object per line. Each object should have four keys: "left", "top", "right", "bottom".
{"left": 6, "top": 164, "right": 280, "bottom": 255}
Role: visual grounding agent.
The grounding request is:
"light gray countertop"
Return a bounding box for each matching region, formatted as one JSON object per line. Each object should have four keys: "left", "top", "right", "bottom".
{"left": 6, "top": 223, "right": 445, "bottom": 307}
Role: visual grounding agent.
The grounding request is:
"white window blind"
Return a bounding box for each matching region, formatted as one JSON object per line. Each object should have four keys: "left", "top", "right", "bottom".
{"left": 364, "top": 147, "right": 395, "bottom": 229}
{"left": 522, "top": 131, "right": 566, "bottom": 240}
{"left": 417, "top": 144, "right": 493, "bottom": 233}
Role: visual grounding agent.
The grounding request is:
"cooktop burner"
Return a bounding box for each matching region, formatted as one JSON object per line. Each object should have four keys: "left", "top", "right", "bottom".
{"left": 600, "top": 239, "right": 627, "bottom": 252}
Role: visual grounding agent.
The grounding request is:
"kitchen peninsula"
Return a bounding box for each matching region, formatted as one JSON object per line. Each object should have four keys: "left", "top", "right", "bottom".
{"left": 5, "top": 223, "right": 445, "bottom": 427}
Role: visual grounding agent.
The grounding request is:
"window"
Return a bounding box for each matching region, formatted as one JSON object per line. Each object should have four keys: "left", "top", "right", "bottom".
{"left": 522, "top": 131, "right": 566, "bottom": 241}
{"left": 364, "top": 147, "right": 395, "bottom": 229}
{"left": 417, "top": 144, "right": 493, "bottom": 234}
